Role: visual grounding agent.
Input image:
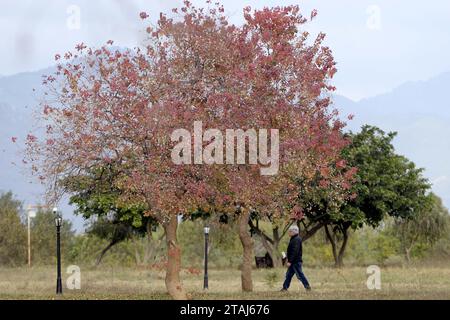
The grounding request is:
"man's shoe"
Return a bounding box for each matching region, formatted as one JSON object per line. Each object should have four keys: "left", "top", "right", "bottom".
{"left": 305, "top": 286, "right": 312, "bottom": 291}
{"left": 280, "top": 288, "right": 288, "bottom": 292}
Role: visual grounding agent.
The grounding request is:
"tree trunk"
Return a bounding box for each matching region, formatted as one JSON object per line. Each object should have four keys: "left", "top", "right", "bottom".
{"left": 325, "top": 225, "right": 349, "bottom": 268}
{"left": 95, "top": 240, "right": 119, "bottom": 266}
{"left": 271, "top": 228, "right": 282, "bottom": 268}
{"left": 336, "top": 228, "right": 349, "bottom": 268}
{"left": 163, "top": 216, "right": 187, "bottom": 300}
{"left": 134, "top": 241, "right": 142, "bottom": 266}
{"left": 263, "top": 243, "right": 281, "bottom": 268}
{"left": 143, "top": 220, "right": 152, "bottom": 265}
{"left": 269, "top": 244, "right": 282, "bottom": 268}
{"left": 238, "top": 208, "right": 254, "bottom": 292}
{"left": 258, "top": 230, "right": 282, "bottom": 268}
{"left": 405, "top": 247, "right": 411, "bottom": 263}
{"left": 325, "top": 225, "right": 338, "bottom": 266}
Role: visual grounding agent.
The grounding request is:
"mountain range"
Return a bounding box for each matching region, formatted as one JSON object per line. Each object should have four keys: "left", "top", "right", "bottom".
{"left": 1, "top": 67, "right": 449, "bottom": 231}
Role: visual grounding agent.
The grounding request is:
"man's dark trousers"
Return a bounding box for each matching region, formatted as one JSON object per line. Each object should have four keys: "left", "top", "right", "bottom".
{"left": 283, "top": 262, "right": 310, "bottom": 289}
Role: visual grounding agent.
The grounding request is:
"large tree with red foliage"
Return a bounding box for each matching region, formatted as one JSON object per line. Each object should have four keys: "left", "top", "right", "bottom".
{"left": 24, "top": 1, "right": 353, "bottom": 297}
{"left": 207, "top": 5, "right": 354, "bottom": 290}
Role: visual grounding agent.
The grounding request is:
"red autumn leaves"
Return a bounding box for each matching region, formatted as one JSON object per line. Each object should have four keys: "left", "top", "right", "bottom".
{"left": 23, "top": 0, "right": 355, "bottom": 223}
{"left": 21, "top": 1, "right": 356, "bottom": 297}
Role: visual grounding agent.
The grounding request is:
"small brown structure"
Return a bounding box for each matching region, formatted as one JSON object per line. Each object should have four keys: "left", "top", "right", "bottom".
{"left": 255, "top": 252, "right": 274, "bottom": 268}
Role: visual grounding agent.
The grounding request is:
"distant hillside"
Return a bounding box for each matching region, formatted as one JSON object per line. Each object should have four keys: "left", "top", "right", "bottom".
{"left": 0, "top": 69, "right": 48, "bottom": 197}
{"left": 0, "top": 67, "right": 80, "bottom": 230}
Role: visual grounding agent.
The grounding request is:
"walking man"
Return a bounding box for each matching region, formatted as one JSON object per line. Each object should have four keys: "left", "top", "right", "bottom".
{"left": 281, "top": 225, "right": 311, "bottom": 291}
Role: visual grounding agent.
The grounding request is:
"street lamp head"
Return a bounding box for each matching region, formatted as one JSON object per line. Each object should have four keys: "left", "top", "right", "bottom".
{"left": 28, "top": 210, "right": 36, "bottom": 218}
{"left": 55, "top": 215, "right": 62, "bottom": 227}
{"left": 52, "top": 207, "right": 58, "bottom": 214}
{"left": 204, "top": 226, "right": 210, "bottom": 235}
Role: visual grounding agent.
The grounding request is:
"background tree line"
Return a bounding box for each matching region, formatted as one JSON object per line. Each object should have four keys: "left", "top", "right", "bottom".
{"left": 1, "top": 188, "right": 449, "bottom": 269}
{"left": 3, "top": 124, "right": 449, "bottom": 269}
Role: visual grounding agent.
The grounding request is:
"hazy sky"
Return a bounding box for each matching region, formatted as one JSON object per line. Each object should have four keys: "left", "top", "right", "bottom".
{"left": 1, "top": 0, "right": 450, "bottom": 100}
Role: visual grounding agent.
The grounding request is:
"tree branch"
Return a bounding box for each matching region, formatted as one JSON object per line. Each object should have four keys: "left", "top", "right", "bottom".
{"left": 248, "top": 218, "right": 274, "bottom": 245}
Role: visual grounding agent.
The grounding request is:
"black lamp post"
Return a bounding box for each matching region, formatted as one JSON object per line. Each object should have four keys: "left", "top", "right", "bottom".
{"left": 54, "top": 208, "right": 63, "bottom": 295}
{"left": 203, "top": 226, "right": 210, "bottom": 290}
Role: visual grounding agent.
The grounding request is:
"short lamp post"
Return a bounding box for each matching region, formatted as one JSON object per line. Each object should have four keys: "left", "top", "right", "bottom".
{"left": 203, "top": 226, "right": 210, "bottom": 290}
{"left": 54, "top": 208, "right": 63, "bottom": 295}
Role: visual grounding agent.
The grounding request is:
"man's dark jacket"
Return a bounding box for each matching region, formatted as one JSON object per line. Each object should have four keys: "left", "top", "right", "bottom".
{"left": 287, "top": 234, "right": 303, "bottom": 263}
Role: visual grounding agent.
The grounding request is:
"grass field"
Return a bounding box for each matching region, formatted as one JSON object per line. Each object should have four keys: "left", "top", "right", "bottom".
{"left": 1, "top": 265, "right": 450, "bottom": 300}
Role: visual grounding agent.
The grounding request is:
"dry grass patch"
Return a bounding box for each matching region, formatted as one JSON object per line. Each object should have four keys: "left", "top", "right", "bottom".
{"left": 1, "top": 266, "right": 449, "bottom": 300}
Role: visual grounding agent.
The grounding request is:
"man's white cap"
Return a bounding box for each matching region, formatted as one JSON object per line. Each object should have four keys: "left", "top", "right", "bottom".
{"left": 289, "top": 225, "right": 299, "bottom": 234}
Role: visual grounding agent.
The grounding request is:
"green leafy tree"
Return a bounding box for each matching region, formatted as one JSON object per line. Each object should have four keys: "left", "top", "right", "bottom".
{"left": 62, "top": 165, "right": 161, "bottom": 265}
{"left": 325, "top": 125, "right": 431, "bottom": 267}
{"left": 367, "top": 231, "right": 400, "bottom": 265}
{"left": 390, "top": 193, "right": 449, "bottom": 262}
{"left": 0, "top": 192, "right": 26, "bottom": 266}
